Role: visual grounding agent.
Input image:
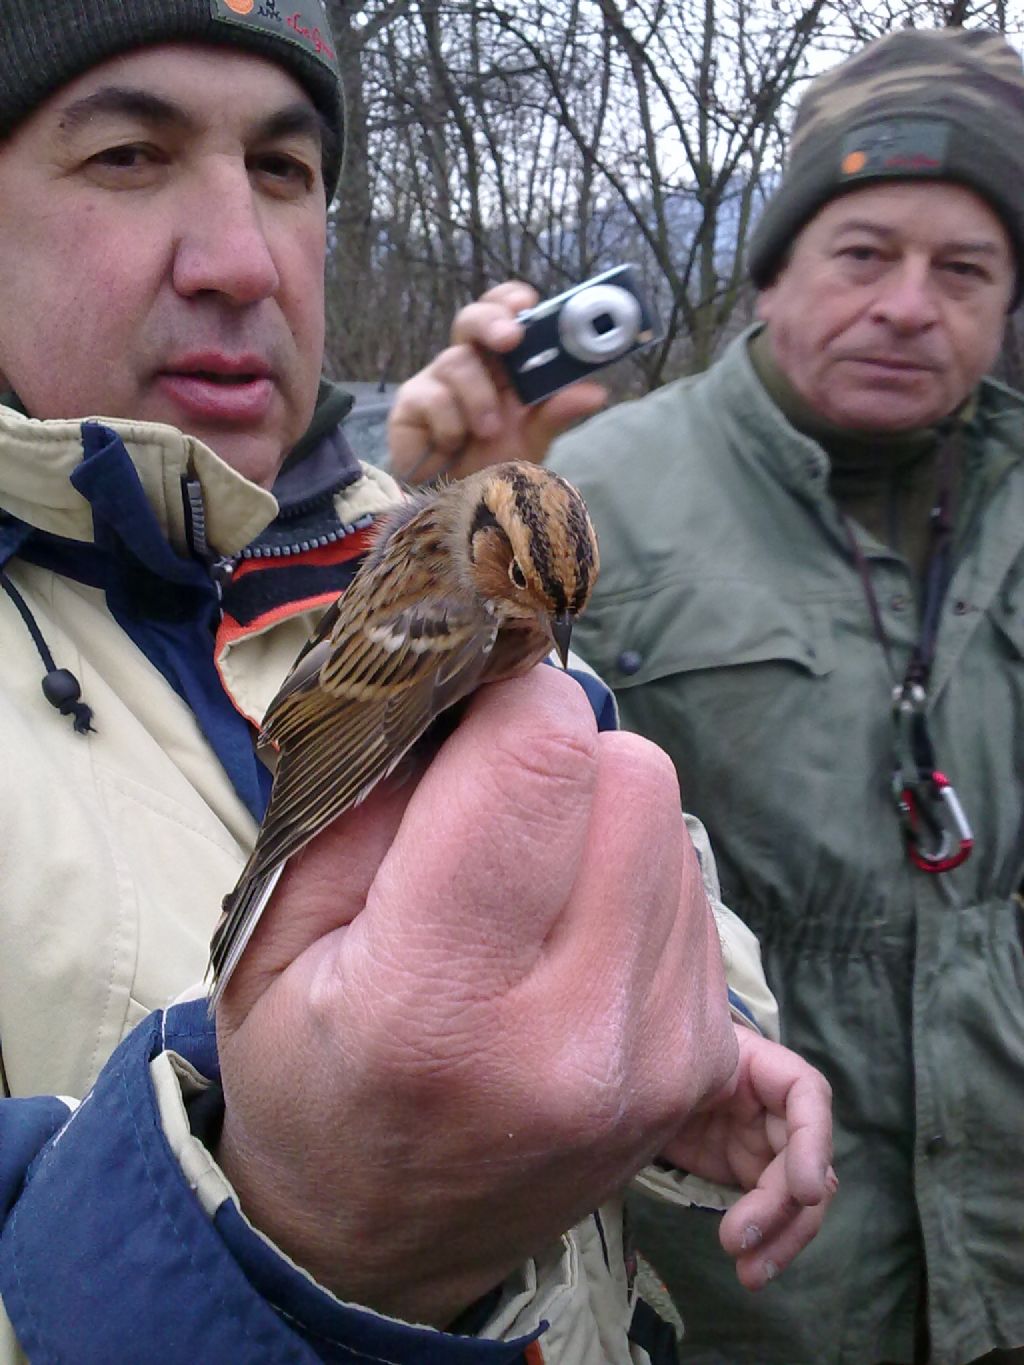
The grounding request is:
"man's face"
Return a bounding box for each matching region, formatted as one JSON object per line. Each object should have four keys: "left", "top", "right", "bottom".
{"left": 0, "top": 44, "right": 328, "bottom": 488}
{"left": 757, "top": 181, "right": 1015, "bottom": 431}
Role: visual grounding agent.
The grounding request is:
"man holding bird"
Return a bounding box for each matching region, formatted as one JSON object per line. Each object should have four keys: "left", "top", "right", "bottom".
{"left": 0, "top": 3, "right": 833, "bottom": 1361}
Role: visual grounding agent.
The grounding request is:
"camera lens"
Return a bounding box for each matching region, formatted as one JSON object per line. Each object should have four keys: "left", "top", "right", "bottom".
{"left": 558, "top": 284, "right": 642, "bottom": 364}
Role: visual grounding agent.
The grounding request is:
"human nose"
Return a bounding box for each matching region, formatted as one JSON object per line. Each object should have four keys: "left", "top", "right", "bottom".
{"left": 172, "top": 162, "right": 280, "bottom": 305}
{"left": 870, "top": 258, "right": 939, "bottom": 333}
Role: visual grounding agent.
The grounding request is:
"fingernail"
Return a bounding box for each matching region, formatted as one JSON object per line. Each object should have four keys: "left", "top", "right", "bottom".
{"left": 741, "top": 1224, "right": 763, "bottom": 1250}
{"left": 762, "top": 1259, "right": 779, "bottom": 1285}
{"left": 825, "top": 1165, "right": 839, "bottom": 1195}
{"left": 477, "top": 411, "right": 500, "bottom": 437}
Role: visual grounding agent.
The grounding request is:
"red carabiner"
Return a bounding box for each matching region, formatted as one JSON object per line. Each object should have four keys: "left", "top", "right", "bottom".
{"left": 900, "top": 771, "right": 974, "bottom": 873}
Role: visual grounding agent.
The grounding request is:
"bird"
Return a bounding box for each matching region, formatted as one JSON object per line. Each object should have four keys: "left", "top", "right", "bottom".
{"left": 207, "top": 460, "right": 600, "bottom": 1008}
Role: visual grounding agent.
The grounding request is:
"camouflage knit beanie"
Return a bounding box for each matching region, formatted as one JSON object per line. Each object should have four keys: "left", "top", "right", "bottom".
{"left": 748, "top": 28, "right": 1024, "bottom": 297}
{"left": 0, "top": 0, "right": 344, "bottom": 193}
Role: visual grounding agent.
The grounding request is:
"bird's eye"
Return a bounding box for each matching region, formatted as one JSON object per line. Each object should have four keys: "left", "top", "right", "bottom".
{"left": 508, "top": 559, "right": 528, "bottom": 590}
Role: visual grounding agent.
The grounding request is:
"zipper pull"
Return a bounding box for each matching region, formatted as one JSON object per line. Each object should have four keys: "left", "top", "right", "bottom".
{"left": 209, "top": 555, "right": 236, "bottom": 604}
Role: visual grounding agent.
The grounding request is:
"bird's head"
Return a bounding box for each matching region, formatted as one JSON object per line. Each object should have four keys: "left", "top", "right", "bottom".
{"left": 460, "top": 461, "right": 600, "bottom": 666}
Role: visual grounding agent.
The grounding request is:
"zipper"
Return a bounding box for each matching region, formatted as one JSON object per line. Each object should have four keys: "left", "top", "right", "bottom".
{"left": 182, "top": 475, "right": 374, "bottom": 602}
{"left": 233, "top": 515, "right": 375, "bottom": 560}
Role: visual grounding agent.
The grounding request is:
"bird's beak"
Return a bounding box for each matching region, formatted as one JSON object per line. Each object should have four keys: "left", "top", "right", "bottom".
{"left": 550, "top": 612, "right": 573, "bottom": 670}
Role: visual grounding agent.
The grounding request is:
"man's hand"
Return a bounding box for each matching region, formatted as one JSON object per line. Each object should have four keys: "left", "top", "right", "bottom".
{"left": 660, "top": 1027, "right": 836, "bottom": 1291}
{"left": 386, "top": 281, "right": 606, "bottom": 483}
{"left": 214, "top": 666, "right": 739, "bottom": 1328}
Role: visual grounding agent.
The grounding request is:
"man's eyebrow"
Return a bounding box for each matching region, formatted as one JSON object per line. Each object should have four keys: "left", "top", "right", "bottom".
{"left": 831, "top": 220, "right": 903, "bottom": 241}
{"left": 57, "top": 86, "right": 197, "bottom": 137}
{"left": 937, "top": 240, "right": 1004, "bottom": 257}
{"left": 56, "top": 88, "right": 326, "bottom": 150}
{"left": 831, "top": 219, "right": 1003, "bottom": 255}
{"left": 258, "top": 103, "right": 327, "bottom": 149}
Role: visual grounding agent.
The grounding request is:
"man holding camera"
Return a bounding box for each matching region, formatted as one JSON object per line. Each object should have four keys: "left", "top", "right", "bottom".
{"left": 0, "top": 3, "right": 836, "bottom": 1361}
{"left": 395, "top": 22, "right": 1024, "bottom": 1365}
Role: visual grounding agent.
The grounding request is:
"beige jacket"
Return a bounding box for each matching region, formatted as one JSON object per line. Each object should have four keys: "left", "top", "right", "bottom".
{"left": 0, "top": 404, "right": 776, "bottom": 1363}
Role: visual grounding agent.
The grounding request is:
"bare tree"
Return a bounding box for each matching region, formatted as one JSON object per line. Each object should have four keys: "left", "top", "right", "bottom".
{"left": 322, "top": 0, "right": 1024, "bottom": 390}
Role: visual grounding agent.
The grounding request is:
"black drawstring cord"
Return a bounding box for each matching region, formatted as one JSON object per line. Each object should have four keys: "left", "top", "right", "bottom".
{"left": 0, "top": 568, "right": 94, "bottom": 734}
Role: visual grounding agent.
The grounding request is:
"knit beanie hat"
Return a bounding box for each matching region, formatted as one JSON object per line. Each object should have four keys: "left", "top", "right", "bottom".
{"left": 748, "top": 28, "right": 1024, "bottom": 293}
{"left": 0, "top": 0, "right": 344, "bottom": 192}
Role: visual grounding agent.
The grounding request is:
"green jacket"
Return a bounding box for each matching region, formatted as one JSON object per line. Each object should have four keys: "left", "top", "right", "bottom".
{"left": 549, "top": 329, "right": 1024, "bottom": 1365}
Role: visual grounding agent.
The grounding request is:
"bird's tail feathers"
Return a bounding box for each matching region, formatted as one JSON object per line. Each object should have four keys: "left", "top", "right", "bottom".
{"left": 206, "top": 862, "right": 285, "bottom": 1014}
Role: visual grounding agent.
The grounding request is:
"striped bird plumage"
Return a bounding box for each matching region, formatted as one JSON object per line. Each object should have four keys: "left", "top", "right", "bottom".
{"left": 207, "top": 461, "right": 599, "bottom": 1006}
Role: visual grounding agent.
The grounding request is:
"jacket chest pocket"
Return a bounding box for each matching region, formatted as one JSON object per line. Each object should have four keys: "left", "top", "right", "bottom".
{"left": 582, "top": 578, "right": 836, "bottom": 694}
{"left": 574, "top": 579, "right": 856, "bottom": 842}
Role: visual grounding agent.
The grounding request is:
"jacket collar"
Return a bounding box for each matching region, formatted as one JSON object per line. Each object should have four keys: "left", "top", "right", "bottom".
{"left": 0, "top": 403, "right": 278, "bottom": 558}
{"left": 699, "top": 328, "right": 835, "bottom": 505}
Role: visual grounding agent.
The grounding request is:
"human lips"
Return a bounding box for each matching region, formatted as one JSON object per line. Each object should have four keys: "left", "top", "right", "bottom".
{"left": 156, "top": 352, "right": 275, "bottom": 424}
{"left": 842, "top": 354, "right": 939, "bottom": 377}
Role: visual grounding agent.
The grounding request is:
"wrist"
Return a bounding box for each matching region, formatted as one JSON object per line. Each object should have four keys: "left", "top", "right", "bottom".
{"left": 214, "top": 1110, "right": 351, "bottom": 1299}
{"left": 213, "top": 1109, "right": 490, "bottom": 1328}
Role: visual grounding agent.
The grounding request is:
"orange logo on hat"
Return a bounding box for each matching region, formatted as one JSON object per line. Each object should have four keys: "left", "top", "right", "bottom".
{"left": 842, "top": 150, "right": 867, "bottom": 175}
{"left": 224, "top": 0, "right": 255, "bottom": 12}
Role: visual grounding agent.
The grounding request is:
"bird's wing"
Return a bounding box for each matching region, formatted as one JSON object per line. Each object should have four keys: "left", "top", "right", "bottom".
{"left": 208, "top": 591, "right": 499, "bottom": 1005}
{"left": 241, "top": 592, "right": 499, "bottom": 884}
{"left": 207, "top": 862, "right": 284, "bottom": 1011}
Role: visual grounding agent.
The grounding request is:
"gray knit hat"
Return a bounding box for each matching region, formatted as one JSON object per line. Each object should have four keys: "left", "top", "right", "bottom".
{"left": 749, "top": 28, "right": 1024, "bottom": 293}
{"left": 0, "top": 0, "right": 344, "bottom": 192}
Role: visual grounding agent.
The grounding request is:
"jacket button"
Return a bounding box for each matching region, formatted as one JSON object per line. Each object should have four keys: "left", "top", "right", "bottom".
{"left": 924, "top": 1134, "right": 947, "bottom": 1157}
{"left": 618, "top": 650, "right": 643, "bottom": 676}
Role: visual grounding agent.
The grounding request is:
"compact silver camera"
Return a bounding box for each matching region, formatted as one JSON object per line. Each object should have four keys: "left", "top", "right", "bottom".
{"left": 502, "top": 264, "right": 662, "bottom": 405}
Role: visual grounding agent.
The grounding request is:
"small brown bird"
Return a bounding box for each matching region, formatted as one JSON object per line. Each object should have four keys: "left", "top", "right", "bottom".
{"left": 207, "top": 461, "right": 599, "bottom": 1007}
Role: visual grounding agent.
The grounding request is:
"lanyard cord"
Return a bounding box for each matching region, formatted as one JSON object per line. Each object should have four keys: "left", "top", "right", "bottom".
{"left": 839, "top": 426, "right": 973, "bottom": 872}
{"left": 839, "top": 425, "right": 959, "bottom": 692}
{"left": 912, "top": 430, "right": 958, "bottom": 688}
